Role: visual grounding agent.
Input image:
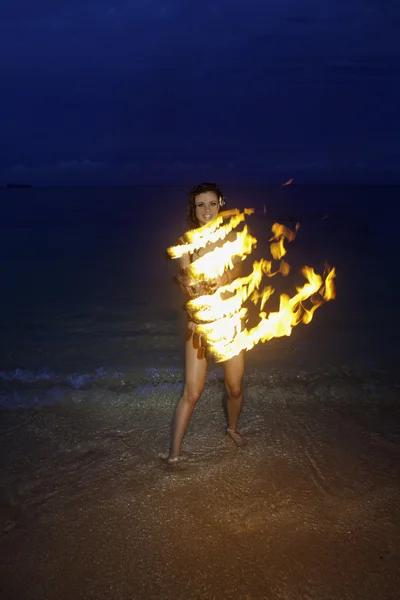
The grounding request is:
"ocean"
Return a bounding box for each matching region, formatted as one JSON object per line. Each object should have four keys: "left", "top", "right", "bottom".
{"left": 0, "top": 184, "right": 398, "bottom": 408}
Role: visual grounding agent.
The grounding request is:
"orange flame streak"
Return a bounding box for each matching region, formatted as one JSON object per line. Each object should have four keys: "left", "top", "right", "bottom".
{"left": 322, "top": 265, "right": 336, "bottom": 301}
{"left": 187, "top": 260, "right": 267, "bottom": 323}
{"left": 269, "top": 222, "right": 300, "bottom": 259}
{"left": 187, "top": 226, "right": 257, "bottom": 282}
{"left": 167, "top": 208, "right": 254, "bottom": 259}
{"left": 186, "top": 252, "right": 293, "bottom": 325}
{"left": 250, "top": 286, "right": 275, "bottom": 311}
{"left": 207, "top": 266, "right": 336, "bottom": 361}
{"left": 167, "top": 209, "right": 336, "bottom": 362}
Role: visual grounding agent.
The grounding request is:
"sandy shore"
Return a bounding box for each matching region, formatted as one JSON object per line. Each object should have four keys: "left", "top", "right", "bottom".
{"left": 0, "top": 363, "right": 399, "bottom": 600}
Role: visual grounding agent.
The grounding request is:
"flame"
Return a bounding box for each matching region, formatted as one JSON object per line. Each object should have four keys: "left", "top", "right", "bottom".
{"left": 167, "top": 209, "right": 336, "bottom": 362}
{"left": 269, "top": 222, "right": 300, "bottom": 259}
{"left": 168, "top": 209, "right": 254, "bottom": 260}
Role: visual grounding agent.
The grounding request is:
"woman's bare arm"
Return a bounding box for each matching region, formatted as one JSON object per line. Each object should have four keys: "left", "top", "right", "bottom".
{"left": 177, "top": 252, "right": 196, "bottom": 297}
{"left": 225, "top": 261, "right": 242, "bottom": 284}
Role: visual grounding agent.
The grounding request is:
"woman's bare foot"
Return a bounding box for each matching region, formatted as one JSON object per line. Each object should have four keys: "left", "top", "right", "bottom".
{"left": 159, "top": 453, "right": 182, "bottom": 466}
{"left": 226, "top": 427, "right": 246, "bottom": 447}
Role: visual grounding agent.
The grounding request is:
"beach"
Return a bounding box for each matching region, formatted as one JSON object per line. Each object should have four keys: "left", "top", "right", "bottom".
{"left": 0, "top": 185, "right": 399, "bottom": 599}
{"left": 1, "top": 363, "right": 399, "bottom": 599}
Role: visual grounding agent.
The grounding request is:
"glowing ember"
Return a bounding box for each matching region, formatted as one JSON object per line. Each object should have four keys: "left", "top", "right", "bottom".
{"left": 167, "top": 209, "right": 336, "bottom": 362}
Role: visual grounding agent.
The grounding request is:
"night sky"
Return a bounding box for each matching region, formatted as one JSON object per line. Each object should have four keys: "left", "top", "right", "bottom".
{"left": 1, "top": 0, "right": 399, "bottom": 185}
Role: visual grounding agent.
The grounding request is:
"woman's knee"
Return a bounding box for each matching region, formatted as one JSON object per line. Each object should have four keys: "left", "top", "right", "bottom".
{"left": 225, "top": 381, "right": 243, "bottom": 400}
{"left": 184, "top": 386, "right": 203, "bottom": 407}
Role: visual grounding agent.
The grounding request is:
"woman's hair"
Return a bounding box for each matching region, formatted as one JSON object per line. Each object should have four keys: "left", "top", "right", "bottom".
{"left": 187, "top": 182, "right": 225, "bottom": 228}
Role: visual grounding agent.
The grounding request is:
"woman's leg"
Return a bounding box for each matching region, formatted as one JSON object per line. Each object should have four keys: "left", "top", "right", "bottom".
{"left": 223, "top": 351, "right": 245, "bottom": 440}
{"left": 169, "top": 331, "right": 208, "bottom": 459}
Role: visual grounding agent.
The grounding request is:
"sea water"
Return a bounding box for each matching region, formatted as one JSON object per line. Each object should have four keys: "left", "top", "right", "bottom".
{"left": 0, "top": 184, "right": 398, "bottom": 408}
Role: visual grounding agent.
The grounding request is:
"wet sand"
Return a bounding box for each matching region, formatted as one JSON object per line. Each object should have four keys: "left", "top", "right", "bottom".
{"left": 1, "top": 363, "right": 399, "bottom": 600}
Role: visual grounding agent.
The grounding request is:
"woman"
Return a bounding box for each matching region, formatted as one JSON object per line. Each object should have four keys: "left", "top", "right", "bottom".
{"left": 167, "top": 182, "right": 245, "bottom": 464}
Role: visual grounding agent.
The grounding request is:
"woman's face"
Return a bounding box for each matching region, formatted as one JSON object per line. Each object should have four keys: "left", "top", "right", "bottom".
{"left": 195, "top": 191, "right": 219, "bottom": 226}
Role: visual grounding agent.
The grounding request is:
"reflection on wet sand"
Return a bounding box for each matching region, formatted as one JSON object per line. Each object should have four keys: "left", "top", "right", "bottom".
{"left": 0, "top": 366, "right": 399, "bottom": 600}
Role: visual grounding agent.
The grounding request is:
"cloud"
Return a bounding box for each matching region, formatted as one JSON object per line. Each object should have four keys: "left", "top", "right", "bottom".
{"left": 326, "top": 56, "right": 400, "bottom": 76}
{"left": 57, "top": 160, "right": 106, "bottom": 170}
{"left": 7, "top": 163, "right": 49, "bottom": 174}
{"left": 170, "top": 162, "right": 194, "bottom": 171}
{"left": 0, "top": 0, "right": 110, "bottom": 23}
{"left": 285, "top": 14, "right": 359, "bottom": 25}
{"left": 0, "top": 160, "right": 108, "bottom": 180}
{"left": 169, "top": 162, "right": 215, "bottom": 172}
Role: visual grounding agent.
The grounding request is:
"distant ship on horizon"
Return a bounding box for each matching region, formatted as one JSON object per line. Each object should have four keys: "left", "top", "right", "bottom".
{"left": 6, "top": 183, "right": 33, "bottom": 189}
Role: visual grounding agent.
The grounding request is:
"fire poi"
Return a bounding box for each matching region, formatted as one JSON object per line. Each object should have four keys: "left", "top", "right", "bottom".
{"left": 167, "top": 208, "right": 336, "bottom": 362}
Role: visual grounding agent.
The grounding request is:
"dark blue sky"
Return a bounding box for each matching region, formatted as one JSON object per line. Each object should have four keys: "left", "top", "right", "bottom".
{"left": 1, "top": 0, "right": 399, "bottom": 185}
